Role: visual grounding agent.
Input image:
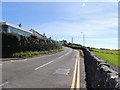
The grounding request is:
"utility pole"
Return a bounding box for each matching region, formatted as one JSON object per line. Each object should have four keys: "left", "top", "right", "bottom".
{"left": 71, "top": 37, "right": 73, "bottom": 44}
{"left": 81, "top": 32, "right": 85, "bottom": 46}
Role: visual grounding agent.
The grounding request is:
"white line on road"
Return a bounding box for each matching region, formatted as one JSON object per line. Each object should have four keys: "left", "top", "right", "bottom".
{"left": 57, "top": 50, "right": 72, "bottom": 59}
{"left": 0, "top": 82, "right": 9, "bottom": 87}
{"left": 65, "top": 50, "right": 72, "bottom": 56}
{"left": 57, "top": 55, "right": 65, "bottom": 59}
{"left": 35, "top": 50, "right": 72, "bottom": 70}
{"left": 34, "top": 60, "right": 54, "bottom": 70}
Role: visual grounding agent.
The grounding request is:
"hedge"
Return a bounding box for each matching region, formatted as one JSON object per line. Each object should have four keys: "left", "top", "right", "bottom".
{"left": 2, "top": 32, "right": 62, "bottom": 57}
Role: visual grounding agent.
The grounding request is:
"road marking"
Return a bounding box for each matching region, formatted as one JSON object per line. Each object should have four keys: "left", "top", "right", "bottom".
{"left": 57, "top": 55, "right": 65, "bottom": 59}
{"left": 71, "top": 55, "right": 78, "bottom": 88}
{"left": 0, "top": 82, "right": 9, "bottom": 87}
{"left": 71, "top": 53, "right": 80, "bottom": 89}
{"left": 57, "top": 50, "right": 72, "bottom": 59}
{"left": 65, "top": 50, "right": 72, "bottom": 56}
{"left": 35, "top": 50, "right": 72, "bottom": 70}
{"left": 76, "top": 55, "right": 80, "bottom": 88}
{"left": 34, "top": 60, "right": 54, "bottom": 70}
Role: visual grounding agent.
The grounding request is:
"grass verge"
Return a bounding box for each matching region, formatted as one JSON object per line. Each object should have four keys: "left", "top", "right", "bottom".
{"left": 76, "top": 49, "right": 84, "bottom": 56}
{"left": 12, "top": 48, "right": 64, "bottom": 58}
{"left": 92, "top": 51, "right": 119, "bottom": 68}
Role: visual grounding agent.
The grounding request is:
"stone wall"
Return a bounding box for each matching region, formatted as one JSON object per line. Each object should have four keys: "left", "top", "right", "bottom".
{"left": 83, "top": 48, "right": 120, "bottom": 89}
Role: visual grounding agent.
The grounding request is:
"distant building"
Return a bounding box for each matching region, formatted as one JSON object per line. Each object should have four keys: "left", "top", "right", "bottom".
{"left": 59, "top": 40, "right": 67, "bottom": 45}
{"left": 29, "top": 29, "right": 44, "bottom": 38}
{"left": 0, "top": 21, "right": 32, "bottom": 36}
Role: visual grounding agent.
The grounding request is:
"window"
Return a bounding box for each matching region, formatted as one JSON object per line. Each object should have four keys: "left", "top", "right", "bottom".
{"left": 0, "top": 27, "right": 2, "bottom": 31}
{"left": 2, "top": 27, "right": 8, "bottom": 32}
{"left": 9, "top": 26, "right": 32, "bottom": 36}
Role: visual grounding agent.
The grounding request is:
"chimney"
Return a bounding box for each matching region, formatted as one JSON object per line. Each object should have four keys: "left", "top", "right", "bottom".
{"left": 19, "top": 24, "right": 22, "bottom": 27}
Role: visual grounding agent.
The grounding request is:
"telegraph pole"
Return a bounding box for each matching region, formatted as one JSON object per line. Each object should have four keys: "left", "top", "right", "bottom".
{"left": 71, "top": 37, "right": 73, "bottom": 44}
{"left": 81, "top": 32, "right": 85, "bottom": 46}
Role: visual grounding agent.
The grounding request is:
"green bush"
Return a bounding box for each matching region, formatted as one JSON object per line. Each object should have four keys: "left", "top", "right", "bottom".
{"left": 2, "top": 32, "right": 62, "bottom": 57}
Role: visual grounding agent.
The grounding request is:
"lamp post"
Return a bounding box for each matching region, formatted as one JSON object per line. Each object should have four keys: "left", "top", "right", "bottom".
{"left": 81, "top": 32, "right": 85, "bottom": 46}
{"left": 71, "top": 37, "right": 73, "bottom": 44}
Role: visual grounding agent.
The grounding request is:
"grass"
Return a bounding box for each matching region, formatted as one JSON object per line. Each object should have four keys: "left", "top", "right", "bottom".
{"left": 92, "top": 51, "right": 119, "bottom": 67}
{"left": 92, "top": 49, "right": 118, "bottom": 55}
{"left": 12, "top": 48, "right": 64, "bottom": 58}
{"left": 77, "top": 49, "right": 84, "bottom": 56}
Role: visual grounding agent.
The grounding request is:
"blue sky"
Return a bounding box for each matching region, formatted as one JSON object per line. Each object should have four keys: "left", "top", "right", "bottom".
{"left": 2, "top": 2, "right": 118, "bottom": 49}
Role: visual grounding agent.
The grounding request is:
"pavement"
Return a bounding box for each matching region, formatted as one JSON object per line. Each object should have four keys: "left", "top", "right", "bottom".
{"left": 0, "top": 58, "right": 21, "bottom": 61}
{"left": 1, "top": 47, "right": 86, "bottom": 89}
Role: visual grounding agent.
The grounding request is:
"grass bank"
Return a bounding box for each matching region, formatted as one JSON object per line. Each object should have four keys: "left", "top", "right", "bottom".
{"left": 92, "top": 51, "right": 119, "bottom": 67}
{"left": 12, "top": 48, "right": 64, "bottom": 58}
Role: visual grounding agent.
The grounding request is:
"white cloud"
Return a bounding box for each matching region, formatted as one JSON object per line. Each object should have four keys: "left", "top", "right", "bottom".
{"left": 33, "top": 17, "right": 117, "bottom": 37}
{"left": 55, "top": 2, "right": 117, "bottom": 23}
{"left": 30, "top": 15, "right": 118, "bottom": 49}
{"left": 2, "top": 1, "right": 117, "bottom": 49}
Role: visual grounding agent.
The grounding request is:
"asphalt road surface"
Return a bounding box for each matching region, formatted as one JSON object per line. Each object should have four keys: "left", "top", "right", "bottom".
{"left": 2, "top": 47, "right": 79, "bottom": 88}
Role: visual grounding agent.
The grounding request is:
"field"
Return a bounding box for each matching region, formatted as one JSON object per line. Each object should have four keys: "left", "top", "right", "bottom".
{"left": 93, "top": 49, "right": 118, "bottom": 54}
{"left": 92, "top": 49, "right": 119, "bottom": 67}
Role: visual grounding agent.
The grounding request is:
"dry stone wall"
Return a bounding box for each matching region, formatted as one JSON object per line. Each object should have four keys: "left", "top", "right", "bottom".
{"left": 83, "top": 48, "right": 120, "bottom": 89}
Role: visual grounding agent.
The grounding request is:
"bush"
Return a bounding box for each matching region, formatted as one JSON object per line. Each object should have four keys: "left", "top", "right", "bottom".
{"left": 2, "top": 32, "right": 62, "bottom": 57}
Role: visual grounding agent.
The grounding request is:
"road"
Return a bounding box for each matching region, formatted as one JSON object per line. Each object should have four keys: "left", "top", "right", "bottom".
{"left": 2, "top": 47, "right": 79, "bottom": 88}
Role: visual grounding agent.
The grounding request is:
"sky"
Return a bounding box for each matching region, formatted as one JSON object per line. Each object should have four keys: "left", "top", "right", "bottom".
{"left": 2, "top": 1, "right": 118, "bottom": 49}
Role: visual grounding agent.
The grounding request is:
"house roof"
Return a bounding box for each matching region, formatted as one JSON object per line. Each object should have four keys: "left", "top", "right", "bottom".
{"left": 0, "top": 20, "right": 32, "bottom": 34}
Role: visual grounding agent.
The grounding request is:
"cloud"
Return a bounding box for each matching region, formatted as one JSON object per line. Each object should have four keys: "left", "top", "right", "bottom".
{"left": 55, "top": 2, "right": 117, "bottom": 23}
{"left": 31, "top": 17, "right": 117, "bottom": 39}
{"left": 29, "top": 14, "right": 117, "bottom": 49}
{"left": 3, "top": 2, "right": 117, "bottom": 49}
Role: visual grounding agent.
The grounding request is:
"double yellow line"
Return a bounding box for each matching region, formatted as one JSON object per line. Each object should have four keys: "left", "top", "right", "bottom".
{"left": 71, "top": 54, "right": 80, "bottom": 89}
